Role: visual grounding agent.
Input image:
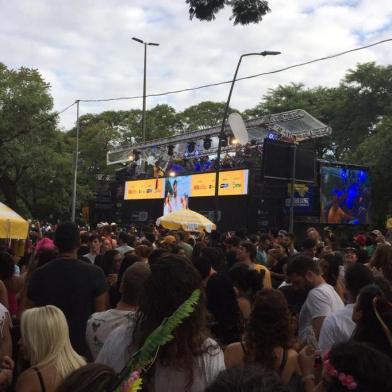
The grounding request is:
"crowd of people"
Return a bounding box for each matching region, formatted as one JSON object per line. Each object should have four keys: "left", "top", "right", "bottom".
{"left": 127, "top": 142, "right": 262, "bottom": 180}
{"left": 0, "top": 222, "right": 392, "bottom": 391}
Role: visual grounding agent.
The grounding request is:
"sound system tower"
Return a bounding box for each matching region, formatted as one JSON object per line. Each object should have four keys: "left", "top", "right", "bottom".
{"left": 263, "top": 139, "right": 315, "bottom": 183}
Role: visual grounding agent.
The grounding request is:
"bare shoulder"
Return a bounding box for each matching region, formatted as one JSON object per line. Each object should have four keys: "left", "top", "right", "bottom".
{"left": 224, "top": 342, "right": 244, "bottom": 368}
{"left": 287, "top": 348, "right": 298, "bottom": 360}
{"left": 15, "top": 368, "right": 40, "bottom": 392}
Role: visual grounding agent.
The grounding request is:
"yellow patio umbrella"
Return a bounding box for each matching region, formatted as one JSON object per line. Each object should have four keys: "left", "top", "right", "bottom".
{"left": 156, "top": 208, "right": 216, "bottom": 233}
{"left": 0, "top": 202, "right": 29, "bottom": 239}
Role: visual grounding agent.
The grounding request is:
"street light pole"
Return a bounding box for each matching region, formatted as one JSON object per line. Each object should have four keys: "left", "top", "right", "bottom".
{"left": 132, "top": 37, "right": 159, "bottom": 142}
{"left": 213, "top": 51, "right": 281, "bottom": 226}
{"left": 71, "top": 99, "right": 80, "bottom": 222}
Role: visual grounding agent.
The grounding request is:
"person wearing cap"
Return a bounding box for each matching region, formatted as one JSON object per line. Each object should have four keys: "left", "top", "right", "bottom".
{"left": 343, "top": 247, "right": 358, "bottom": 267}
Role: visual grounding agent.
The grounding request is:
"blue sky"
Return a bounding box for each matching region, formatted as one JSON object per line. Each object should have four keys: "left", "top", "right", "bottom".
{"left": 1, "top": 0, "right": 391, "bottom": 130}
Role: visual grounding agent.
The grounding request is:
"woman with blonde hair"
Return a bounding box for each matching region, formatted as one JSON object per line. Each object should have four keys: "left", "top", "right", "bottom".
{"left": 16, "top": 305, "right": 86, "bottom": 392}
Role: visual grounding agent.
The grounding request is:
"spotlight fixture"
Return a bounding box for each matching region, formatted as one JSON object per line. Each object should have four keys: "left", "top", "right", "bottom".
{"left": 231, "top": 138, "right": 239, "bottom": 145}
{"left": 167, "top": 145, "right": 174, "bottom": 156}
{"left": 203, "top": 137, "right": 212, "bottom": 150}
{"left": 187, "top": 141, "right": 195, "bottom": 153}
{"left": 128, "top": 155, "right": 134, "bottom": 161}
{"left": 220, "top": 136, "right": 228, "bottom": 148}
{"left": 169, "top": 171, "right": 176, "bottom": 177}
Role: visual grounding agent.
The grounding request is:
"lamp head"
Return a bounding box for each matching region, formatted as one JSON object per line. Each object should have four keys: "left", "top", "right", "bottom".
{"left": 132, "top": 37, "right": 144, "bottom": 44}
{"left": 260, "top": 51, "right": 281, "bottom": 56}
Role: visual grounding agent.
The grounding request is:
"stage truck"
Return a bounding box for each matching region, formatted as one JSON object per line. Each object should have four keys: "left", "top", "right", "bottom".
{"left": 92, "top": 109, "right": 370, "bottom": 233}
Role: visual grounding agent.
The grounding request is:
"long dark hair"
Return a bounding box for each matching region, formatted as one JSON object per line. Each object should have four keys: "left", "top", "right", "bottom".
{"left": 326, "top": 341, "right": 392, "bottom": 392}
{"left": 352, "top": 284, "right": 392, "bottom": 357}
{"left": 321, "top": 253, "right": 343, "bottom": 287}
{"left": 132, "top": 255, "right": 213, "bottom": 388}
{"left": 244, "top": 289, "right": 292, "bottom": 370}
{"left": 228, "top": 263, "right": 263, "bottom": 302}
{"left": 206, "top": 273, "right": 242, "bottom": 346}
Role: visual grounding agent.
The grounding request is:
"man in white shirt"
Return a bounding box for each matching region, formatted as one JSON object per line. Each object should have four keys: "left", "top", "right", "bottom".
{"left": 83, "top": 234, "right": 101, "bottom": 264}
{"left": 286, "top": 255, "right": 344, "bottom": 343}
{"left": 115, "top": 231, "right": 135, "bottom": 255}
{"left": 318, "top": 263, "right": 374, "bottom": 354}
{"left": 86, "top": 262, "right": 150, "bottom": 359}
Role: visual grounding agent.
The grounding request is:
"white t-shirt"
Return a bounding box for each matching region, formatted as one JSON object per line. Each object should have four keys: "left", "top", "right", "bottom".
{"left": 96, "top": 324, "right": 225, "bottom": 392}
{"left": 298, "top": 283, "right": 344, "bottom": 343}
{"left": 86, "top": 309, "right": 137, "bottom": 359}
{"left": 83, "top": 253, "right": 97, "bottom": 264}
{"left": 115, "top": 245, "right": 135, "bottom": 255}
{"left": 318, "top": 304, "right": 356, "bottom": 354}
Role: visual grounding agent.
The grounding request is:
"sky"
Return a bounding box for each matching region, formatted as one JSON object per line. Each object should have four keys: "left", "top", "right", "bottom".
{"left": 1, "top": 0, "right": 392, "bottom": 131}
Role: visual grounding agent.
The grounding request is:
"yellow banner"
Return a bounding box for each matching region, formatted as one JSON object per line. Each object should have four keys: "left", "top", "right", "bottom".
{"left": 124, "top": 178, "right": 164, "bottom": 200}
{"left": 191, "top": 170, "right": 248, "bottom": 197}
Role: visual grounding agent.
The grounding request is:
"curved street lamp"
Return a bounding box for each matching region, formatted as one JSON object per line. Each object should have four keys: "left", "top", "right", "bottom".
{"left": 213, "top": 51, "right": 281, "bottom": 225}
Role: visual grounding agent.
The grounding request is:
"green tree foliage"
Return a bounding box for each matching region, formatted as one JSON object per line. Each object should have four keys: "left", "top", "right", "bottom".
{"left": 351, "top": 116, "right": 392, "bottom": 224}
{"left": 0, "top": 63, "right": 73, "bottom": 220}
{"left": 178, "top": 101, "right": 238, "bottom": 132}
{"left": 186, "top": 0, "right": 270, "bottom": 25}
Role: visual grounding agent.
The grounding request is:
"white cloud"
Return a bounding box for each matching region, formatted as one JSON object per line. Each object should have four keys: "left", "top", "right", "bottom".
{"left": 1, "top": 0, "right": 392, "bottom": 130}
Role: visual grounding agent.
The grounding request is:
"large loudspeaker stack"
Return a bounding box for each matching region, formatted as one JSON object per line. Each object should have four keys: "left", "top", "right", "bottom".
{"left": 262, "top": 139, "right": 315, "bottom": 182}
{"left": 258, "top": 139, "right": 316, "bottom": 230}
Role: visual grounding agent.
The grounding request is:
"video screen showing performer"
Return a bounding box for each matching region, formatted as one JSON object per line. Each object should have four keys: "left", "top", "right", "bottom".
{"left": 163, "top": 175, "right": 191, "bottom": 215}
{"left": 320, "top": 165, "right": 371, "bottom": 225}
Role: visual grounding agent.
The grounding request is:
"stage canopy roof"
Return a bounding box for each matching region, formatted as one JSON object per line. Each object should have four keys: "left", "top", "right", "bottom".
{"left": 107, "top": 109, "right": 331, "bottom": 166}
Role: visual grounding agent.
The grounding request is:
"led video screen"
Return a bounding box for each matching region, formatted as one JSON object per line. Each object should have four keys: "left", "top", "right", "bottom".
{"left": 320, "top": 165, "right": 371, "bottom": 225}
{"left": 124, "top": 178, "right": 164, "bottom": 200}
{"left": 163, "top": 169, "right": 249, "bottom": 214}
{"left": 124, "top": 170, "right": 249, "bottom": 217}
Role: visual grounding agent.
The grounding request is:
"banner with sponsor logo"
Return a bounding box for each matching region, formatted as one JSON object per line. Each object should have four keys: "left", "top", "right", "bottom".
{"left": 124, "top": 170, "right": 249, "bottom": 201}
{"left": 124, "top": 178, "right": 164, "bottom": 200}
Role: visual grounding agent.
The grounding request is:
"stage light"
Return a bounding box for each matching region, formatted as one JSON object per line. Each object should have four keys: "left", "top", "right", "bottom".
{"left": 220, "top": 136, "right": 228, "bottom": 147}
{"left": 167, "top": 145, "right": 174, "bottom": 156}
{"left": 187, "top": 141, "right": 195, "bottom": 153}
{"left": 169, "top": 171, "right": 176, "bottom": 177}
{"left": 203, "top": 137, "right": 212, "bottom": 150}
{"left": 133, "top": 150, "right": 140, "bottom": 161}
{"left": 231, "top": 138, "right": 239, "bottom": 145}
{"left": 128, "top": 155, "right": 134, "bottom": 161}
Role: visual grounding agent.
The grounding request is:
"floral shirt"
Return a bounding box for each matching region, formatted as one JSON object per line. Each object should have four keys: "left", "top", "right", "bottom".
{"left": 86, "top": 309, "right": 137, "bottom": 359}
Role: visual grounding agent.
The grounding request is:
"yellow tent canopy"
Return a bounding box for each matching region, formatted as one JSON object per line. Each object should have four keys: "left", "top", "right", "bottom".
{"left": 0, "top": 202, "right": 29, "bottom": 239}
{"left": 156, "top": 208, "right": 216, "bottom": 233}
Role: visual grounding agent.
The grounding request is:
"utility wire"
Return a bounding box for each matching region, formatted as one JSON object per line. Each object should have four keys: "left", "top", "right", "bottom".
{"left": 0, "top": 101, "right": 76, "bottom": 148}
{"left": 78, "top": 38, "right": 392, "bottom": 103}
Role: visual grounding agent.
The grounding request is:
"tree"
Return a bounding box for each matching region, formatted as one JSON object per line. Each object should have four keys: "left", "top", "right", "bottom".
{"left": 0, "top": 63, "right": 54, "bottom": 148}
{"left": 178, "top": 101, "right": 238, "bottom": 132}
{"left": 186, "top": 0, "right": 270, "bottom": 25}
{"left": 351, "top": 116, "right": 392, "bottom": 224}
{"left": 0, "top": 63, "right": 74, "bottom": 220}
